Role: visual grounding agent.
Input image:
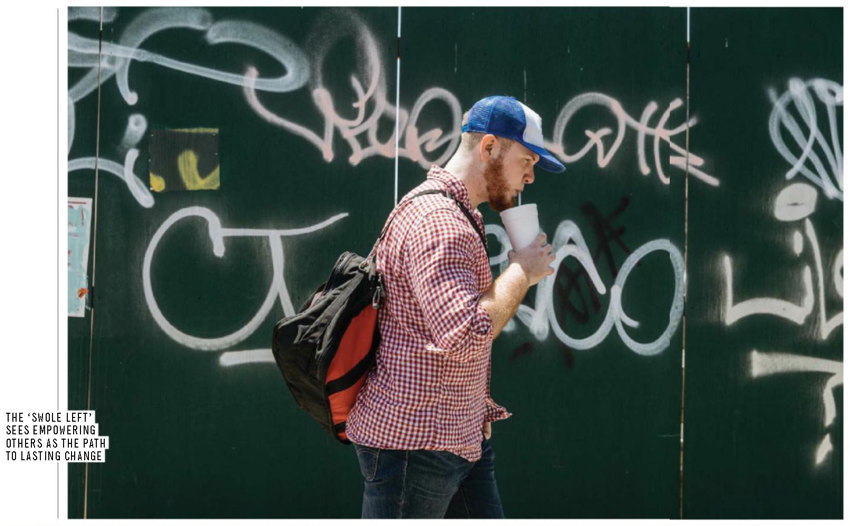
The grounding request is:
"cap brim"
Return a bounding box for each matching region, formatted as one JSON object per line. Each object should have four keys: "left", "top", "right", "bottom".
{"left": 522, "top": 142, "right": 566, "bottom": 173}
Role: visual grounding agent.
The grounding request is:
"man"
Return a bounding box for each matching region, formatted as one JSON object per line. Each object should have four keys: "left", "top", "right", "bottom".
{"left": 346, "top": 95, "right": 565, "bottom": 518}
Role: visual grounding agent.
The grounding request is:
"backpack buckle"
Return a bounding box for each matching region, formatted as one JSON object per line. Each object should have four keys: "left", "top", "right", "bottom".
{"left": 372, "top": 275, "right": 383, "bottom": 309}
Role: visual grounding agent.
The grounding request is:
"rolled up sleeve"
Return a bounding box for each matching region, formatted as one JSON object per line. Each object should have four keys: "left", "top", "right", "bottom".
{"left": 404, "top": 208, "right": 493, "bottom": 362}
{"left": 485, "top": 397, "right": 512, "bottom": 422}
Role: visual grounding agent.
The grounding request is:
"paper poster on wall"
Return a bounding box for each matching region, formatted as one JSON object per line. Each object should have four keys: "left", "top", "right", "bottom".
{"left": 68, "top": 198, "right": 93, "bottom": 317}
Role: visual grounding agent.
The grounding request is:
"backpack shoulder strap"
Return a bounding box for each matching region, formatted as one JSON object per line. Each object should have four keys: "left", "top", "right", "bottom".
{"left": 423, "top": 190, "right": 488, "bottom": 253}
{"left": 444, "top": 194, "right": 488, "bottom": 253}
{"left": 366, "top": 189, "right": 487, "bottom": 261}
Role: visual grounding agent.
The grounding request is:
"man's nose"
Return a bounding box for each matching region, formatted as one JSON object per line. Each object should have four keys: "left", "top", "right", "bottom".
{"left": 524, "top": 170, "right": 535, "bottom": 184}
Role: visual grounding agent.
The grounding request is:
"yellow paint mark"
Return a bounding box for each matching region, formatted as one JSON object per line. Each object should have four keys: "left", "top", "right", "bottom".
{"left": 178, "top": 149, "right": 220, "bottom": 190}
{"left": 150, "top": 172, "right": 166, "bottom": 192}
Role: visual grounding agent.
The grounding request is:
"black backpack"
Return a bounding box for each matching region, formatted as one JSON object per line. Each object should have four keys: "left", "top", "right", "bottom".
{"left": 271, "top": 188, "right": 487, "bottom": 443}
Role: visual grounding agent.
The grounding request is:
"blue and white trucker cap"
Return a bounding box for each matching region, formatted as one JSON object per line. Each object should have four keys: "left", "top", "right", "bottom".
{"left": 462, "top": 95, "right": 566, "bottom": 173}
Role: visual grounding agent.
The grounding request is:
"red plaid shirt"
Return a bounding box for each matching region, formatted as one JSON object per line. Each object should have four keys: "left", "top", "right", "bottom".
{"left": 346, "top": 166, "right": 511, "bottom": 461}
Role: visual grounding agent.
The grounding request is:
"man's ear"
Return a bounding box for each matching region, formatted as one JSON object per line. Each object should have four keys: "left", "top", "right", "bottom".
{"left": 478, "top": 134, "right": 497, "bottom": 162}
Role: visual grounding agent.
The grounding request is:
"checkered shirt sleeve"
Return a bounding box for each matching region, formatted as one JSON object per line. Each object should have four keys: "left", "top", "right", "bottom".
{"left": 403, "top": 207, "right": 494, "bottom": 362}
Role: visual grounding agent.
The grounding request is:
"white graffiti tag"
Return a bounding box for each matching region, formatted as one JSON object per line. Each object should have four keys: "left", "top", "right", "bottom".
{"left": 546, "top": 93, "right": 719, "bottom": 187}
{"left": 723, "top": 183, "right": 843, "bottom": 337}
{"left": 726, "top": 182, "right": 843, "bottom": 467}
{"left": 142, "top": 207, "right": 347, "bottom": 364}
{"left": 721, "top": 78, "right": 844, "bottom": 466}
{"left": 723, "top": 183, "right": 843, "bottom": 465}
{"left": 750, "top": 350, "right": 842, "bottom": 465}
{"left": 768, "top": 78, "right": 843, "bottom": 201}
{"left": 489, "top": 221, "right": 685, "bottom": 356}
{"left": 243, "top": 8, "right": 462, "bottom": 169}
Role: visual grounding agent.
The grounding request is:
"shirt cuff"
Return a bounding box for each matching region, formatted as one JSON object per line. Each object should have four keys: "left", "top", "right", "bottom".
{"left": 485, "top": 397, "right": 512, "bottom": 422}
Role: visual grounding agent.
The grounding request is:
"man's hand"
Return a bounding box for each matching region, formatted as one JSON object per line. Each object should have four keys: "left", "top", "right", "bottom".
{"left": 479, "top": 233, "right": 556, "bottom": 338}
{"left": 508, "top": 233, "right": 556, "bottom": 287}
{"left": 483, "top": 421, "right": 492, "bottom": 439}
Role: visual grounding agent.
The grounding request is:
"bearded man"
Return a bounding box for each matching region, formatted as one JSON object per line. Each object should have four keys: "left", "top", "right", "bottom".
{"left": 346, "top": 95, "right": 565, "bottom": 518}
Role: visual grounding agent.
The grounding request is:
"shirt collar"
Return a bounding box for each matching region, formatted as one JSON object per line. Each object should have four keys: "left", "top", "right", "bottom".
{"left": 426, "top": 165, "right": 475, "bottom": 212}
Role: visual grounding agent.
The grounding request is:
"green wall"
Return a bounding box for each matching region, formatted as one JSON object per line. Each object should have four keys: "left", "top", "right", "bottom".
{"left": 684, "top": 8, "right": 843, "bottom": 519}
{"left": 67, "top": 7, "right": 842, "bottom": 518}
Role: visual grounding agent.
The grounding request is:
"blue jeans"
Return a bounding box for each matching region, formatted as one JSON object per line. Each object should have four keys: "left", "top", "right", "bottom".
{"left": 353, "top": 439, "right": 505, "bottom": 518}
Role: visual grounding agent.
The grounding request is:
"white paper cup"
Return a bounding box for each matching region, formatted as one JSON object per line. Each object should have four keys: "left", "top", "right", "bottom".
{"left": 500, "top": 203, "right": 540, "bottom": 250}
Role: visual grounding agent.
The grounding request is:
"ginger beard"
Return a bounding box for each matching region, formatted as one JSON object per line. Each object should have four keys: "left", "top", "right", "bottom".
{"left": 483, "top": 155, "right": 514, "bottom": 212}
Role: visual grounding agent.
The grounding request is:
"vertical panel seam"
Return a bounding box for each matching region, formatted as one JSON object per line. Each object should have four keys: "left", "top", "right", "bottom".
{"left": 678, "top": 5, "right": 691, "bottom": 521}
{"left": 82, "top": 6, "right": 106, "bottom": 520}
{"left": 393, "top": 7, "right": 402, "bottom": 206}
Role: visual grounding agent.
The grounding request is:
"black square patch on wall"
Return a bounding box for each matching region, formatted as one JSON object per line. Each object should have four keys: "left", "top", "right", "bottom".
{"left": 149, "top": 128, "right": 220, "bottom": 192}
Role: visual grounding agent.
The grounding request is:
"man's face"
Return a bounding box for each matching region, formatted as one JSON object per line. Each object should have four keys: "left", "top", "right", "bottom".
{"left": 483, "top": 140, "right": 539, "bottom": 211}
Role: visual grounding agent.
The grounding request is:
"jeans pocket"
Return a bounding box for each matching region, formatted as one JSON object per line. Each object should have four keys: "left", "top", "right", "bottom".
{"left": 354, "top": 444, "right": 380, "bottom": 482}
